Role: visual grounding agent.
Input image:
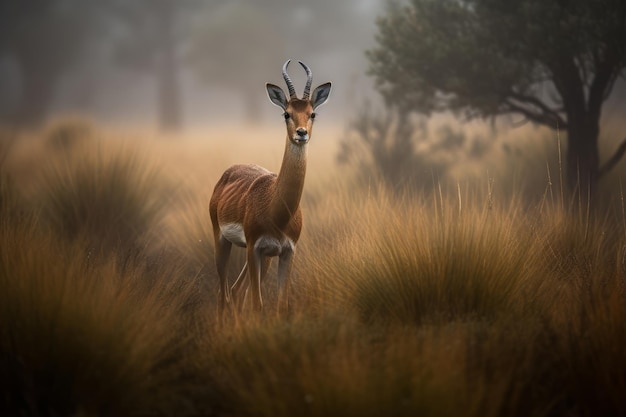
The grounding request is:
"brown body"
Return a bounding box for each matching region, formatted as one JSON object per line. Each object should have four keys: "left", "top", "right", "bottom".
{"left": 209, "top": 61, "right": 331, "bottom": 314}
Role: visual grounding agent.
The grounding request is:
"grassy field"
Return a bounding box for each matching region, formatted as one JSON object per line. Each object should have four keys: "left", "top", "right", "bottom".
{"left": 1, "top": 118, "right": 626, "bottom": 416}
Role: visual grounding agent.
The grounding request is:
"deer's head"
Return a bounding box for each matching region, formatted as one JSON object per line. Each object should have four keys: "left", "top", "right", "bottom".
{"left": 266, "top": 60, "right": 332, "bottom": 145}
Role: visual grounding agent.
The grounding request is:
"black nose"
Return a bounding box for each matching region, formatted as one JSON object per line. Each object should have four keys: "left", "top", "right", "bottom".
{"left": 296, "top": 128, "right": 308, "bottom": 137}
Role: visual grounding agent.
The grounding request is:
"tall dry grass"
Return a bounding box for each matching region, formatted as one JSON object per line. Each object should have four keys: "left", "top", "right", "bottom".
{"left": 1, "top": 118, "right": 626, "bottom": 416}
{"left": 0, "top": 227, "right": 203, "bottom": 416}
{"left": 34, "top": 142, "right": 171, "bottom": 256}
{"left": 297, "top": 187, "right": 540, "bottom": 324}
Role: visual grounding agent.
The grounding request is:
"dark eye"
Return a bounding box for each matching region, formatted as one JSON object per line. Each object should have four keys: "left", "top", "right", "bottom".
{"left": 310, "top": 113, "right": 316, "bottom": 120}
{"left": 283, "top": 112, "right": 290, "bottom": 120}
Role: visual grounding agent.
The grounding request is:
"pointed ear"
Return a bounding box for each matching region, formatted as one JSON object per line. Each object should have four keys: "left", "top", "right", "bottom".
{"left": 310, "top": 82, "right": 332, "bottom": 110}
{"left": 266, "top": 83, "right": 288, "bottom": 110}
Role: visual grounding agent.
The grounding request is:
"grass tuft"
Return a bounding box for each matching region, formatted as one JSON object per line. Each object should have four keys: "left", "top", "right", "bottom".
{"left": 300, "top": 188, "right": 543, "bottom": 325}
{"left": 0, "top": 213, "right": 204, "bottom": 416}
{"left": 44, "top": 116, "right": 96, "bottom": 152}
{"left": 35, "top": 141, "right": 171, "bottom": 256}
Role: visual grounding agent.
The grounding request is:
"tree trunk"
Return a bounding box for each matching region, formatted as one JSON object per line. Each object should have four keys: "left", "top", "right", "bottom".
{"left": 565, "top": 115, "right": 600, "bottom": 199}
{"left": 244, "top": 90, "right": 262, "bottom": 125}
{"left": 157, "top": 47, "right": 182, "bottom": 132}
{"left": 14, "top": 63, "right": 57, "bottom": 127}
{"left": 156, "top": 0, "right": 182, "bottom": 132}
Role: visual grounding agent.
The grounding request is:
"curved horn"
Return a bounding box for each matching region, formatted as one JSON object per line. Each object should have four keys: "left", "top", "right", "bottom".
{"left": 299, "top": 61, "right": 313, "bottom": 100}
{"left": 282, "top": 60, "right": 297, "bottom": 98}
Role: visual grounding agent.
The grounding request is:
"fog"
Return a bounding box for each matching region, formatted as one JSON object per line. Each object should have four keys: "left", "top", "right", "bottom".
{"left": 0, "top": 0, "right": 384, "bottom": 130}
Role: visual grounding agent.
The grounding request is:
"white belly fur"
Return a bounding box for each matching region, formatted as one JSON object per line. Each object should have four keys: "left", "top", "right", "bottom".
{"left": 220, "top": 223, "right": 247, "bottom": 247}
{"left": 220, "top": 223, "right": 295, "bottom": 255}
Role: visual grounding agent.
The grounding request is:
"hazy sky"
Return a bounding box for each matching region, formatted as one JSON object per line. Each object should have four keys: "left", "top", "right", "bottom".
{"left": 0, "top": 0, "right": 386, "bottom": 128}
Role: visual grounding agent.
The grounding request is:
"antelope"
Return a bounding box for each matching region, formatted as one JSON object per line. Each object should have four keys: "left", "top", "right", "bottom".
{"left": 209, "top": 60, "right": 332, "bottom": 314}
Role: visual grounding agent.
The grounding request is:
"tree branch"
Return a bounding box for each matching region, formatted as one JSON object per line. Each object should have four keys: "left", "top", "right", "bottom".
{"left": 508, "top": 90, "right": 558, "bottom": 114}
{"left": 547, "top": 56, "right": 587, "bottom": 121}
{"left": 575, "top": 54, "right": 592, "bottom": 89}
{"left": 588, "top": 51, "right": 619, "bottom": 120}
{"left": 503, "top": 100, "right": 562, "bottom": 129}
{"left": 598, "top": 137, "right": 626, "bottom": 179}
{"left": 603, "top": 68, "right": 622, "bottom": 101}
{"left": 504, "top": 92, "right": 567, "bottom": 129}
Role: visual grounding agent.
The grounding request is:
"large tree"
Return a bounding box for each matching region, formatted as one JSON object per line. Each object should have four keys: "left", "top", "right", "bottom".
{"left": 0, "top": 1, "right": 107, "bottom": 126}
{"left": 368, "top": 0, "right": 626, "bottom": 194}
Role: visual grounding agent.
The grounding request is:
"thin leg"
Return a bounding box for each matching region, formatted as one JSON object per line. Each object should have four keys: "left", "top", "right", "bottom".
{"left": 215, "top": 234, "right": 232, "bottom": 316}
{"left": 277, "top": 248, "right": 294, "bottom": 313}
{"left": 238, "top": 257, "right": 270, "bottom": 312}
{"left": 231, "top": 261, "right": 248, "bottom": 305}
{"left": 260, "top": 257, "right": 272, "bottom": 283}
{"left": 247, "top": 246, "right": 263, "bottom": 311}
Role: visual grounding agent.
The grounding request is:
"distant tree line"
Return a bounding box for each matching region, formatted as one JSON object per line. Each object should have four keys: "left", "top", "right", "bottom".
{"left": 0, "top": 0, "right": 380, "bottom": 131}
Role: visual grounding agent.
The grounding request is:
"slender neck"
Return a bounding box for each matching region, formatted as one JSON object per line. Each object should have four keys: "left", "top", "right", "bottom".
{"left": 271, "top": 138, "right": 307, "bottom": 227}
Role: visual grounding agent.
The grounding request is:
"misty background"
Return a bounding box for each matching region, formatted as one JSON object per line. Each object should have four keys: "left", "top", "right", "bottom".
{"left": 0, "top": 0, "right": 384, "bottom": 130}
{"left": 1, "top": 0, "right": 625, "bottom": 198}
